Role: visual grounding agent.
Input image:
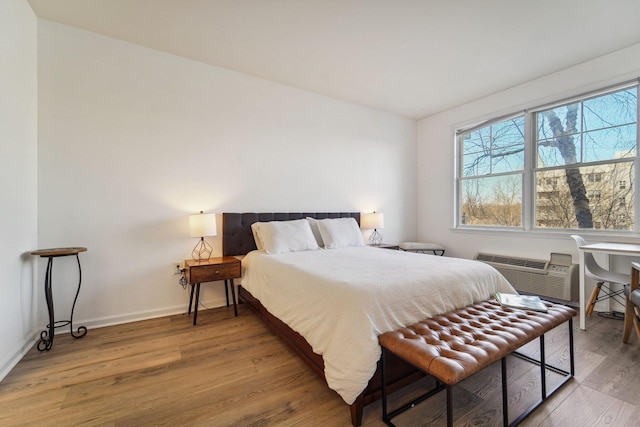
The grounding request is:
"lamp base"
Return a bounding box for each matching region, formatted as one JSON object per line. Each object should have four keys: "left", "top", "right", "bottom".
{"left": 369, "top": 229, "right": 383, "bottom": 246}
{"left": 192, "top": 237, "right": 213, "bottom": 261}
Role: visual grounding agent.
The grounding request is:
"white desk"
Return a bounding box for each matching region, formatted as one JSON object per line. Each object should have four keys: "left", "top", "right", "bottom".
{"left": 578, "top": 242, "right": 640, "bottom": 330}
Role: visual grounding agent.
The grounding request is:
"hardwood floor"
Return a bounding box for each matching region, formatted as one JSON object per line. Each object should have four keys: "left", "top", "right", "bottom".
{"left": 1, "top": 304, "right": 640, "bottom": 426}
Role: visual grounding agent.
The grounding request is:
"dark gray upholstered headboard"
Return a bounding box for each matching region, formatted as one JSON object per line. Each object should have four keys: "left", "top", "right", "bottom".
{"left": 222, "top": 212, "right": 361, "bottom": 257}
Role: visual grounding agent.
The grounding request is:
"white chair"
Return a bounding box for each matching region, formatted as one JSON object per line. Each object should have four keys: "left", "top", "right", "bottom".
{"left": 571, "top": 235, "right": 629, "bottom": 317}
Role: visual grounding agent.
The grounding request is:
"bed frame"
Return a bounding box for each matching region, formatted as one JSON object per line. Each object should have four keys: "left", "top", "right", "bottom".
{"left": 222, "top": 212, "right": 422, "bottom": 426}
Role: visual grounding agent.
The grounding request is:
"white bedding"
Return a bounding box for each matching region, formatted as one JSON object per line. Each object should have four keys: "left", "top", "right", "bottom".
{"left": 241, "top": 246, "right": 515, "bottom": 405}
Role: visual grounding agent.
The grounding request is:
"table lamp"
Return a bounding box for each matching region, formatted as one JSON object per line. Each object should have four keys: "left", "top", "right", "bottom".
{"left": 189, "top": 211, "right": 217, "bottom": 261}
{"left": 361, "top": 212, "right": 384, "bottom": 245}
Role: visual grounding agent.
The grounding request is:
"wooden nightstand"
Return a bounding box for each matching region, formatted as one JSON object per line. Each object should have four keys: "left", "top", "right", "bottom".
{"left": 185, "top": 256, "right": 241, "bottom": 325}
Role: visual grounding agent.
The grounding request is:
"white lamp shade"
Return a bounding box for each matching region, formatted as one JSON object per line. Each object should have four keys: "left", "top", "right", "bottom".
{"left": 361, "top": 212, "right": 384, "bottom": 229}
{"left": 189, "top": 212, "right": 217, "bottom": 237}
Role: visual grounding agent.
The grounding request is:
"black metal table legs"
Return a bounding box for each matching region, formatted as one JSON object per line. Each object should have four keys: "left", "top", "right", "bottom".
{"left": 37, "top": 253, "right": 88, "bottom": 351}
{"left": 189, "top": 279, "right": 238, "bottom": 325}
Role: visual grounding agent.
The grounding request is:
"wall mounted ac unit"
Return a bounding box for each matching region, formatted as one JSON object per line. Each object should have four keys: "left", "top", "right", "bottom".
{"left": 474, "top": 252, "right": 578, "bottom": 301}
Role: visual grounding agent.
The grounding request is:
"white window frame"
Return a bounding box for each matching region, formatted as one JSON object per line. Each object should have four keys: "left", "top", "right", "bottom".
{"left": 454, "top": 79, "right": 640, "bottom": 234}
{"left": 456, "top": 113, "right": 526, "bottom": 229}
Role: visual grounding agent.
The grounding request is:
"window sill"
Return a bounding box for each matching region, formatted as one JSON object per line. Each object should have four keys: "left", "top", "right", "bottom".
{"left": 450, "top": 226, "right": 640, "bottom": 243}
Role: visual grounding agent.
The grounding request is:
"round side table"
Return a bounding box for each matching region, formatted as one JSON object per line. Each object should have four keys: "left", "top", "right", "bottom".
{"left": 31, "top": 247, "right": 88, "bottom": 351}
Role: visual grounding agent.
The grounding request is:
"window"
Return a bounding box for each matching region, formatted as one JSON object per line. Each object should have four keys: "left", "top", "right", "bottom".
{"left": 456, "top": 81, "right": 638, "bottom": 231}
{"left": 587, "top": 173, "right": 602, "bottom": 183}
{"left": 535, "top": 86, "right": 637, "bottom": 230}
{"left": 458, "top": 116, "right": 525, "bottom": 227}
{"left": 587, "top": 190, "right": 601, "bottom": 200}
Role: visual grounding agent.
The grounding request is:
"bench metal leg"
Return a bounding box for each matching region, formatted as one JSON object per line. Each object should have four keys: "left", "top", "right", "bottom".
{"left": 569, "top": 318, "right": 575, "bottom": 376}
{"left": 502, "top": 357, "right": 508, "bottom": 426}
{"left": 381, "top": 348, "right": 388, "bottom": 424}
{"left": 540, "top": 334, "right": 547, "bottom": 400}
{"left": 509, "top": 320, "right": 575, "bottom": 426}
{"left": 380, "top": 318, "right": 575, "bottom": 427}
{"left": 380, "top": 347, "right": 446, "bottom": 426}
{"left": 447, "top": 385, "right": 453, "bottom": 427}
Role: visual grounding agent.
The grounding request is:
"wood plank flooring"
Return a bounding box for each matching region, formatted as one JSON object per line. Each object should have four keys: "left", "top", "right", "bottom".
{"left": 1, "top": 304, "right": 640, "bottom": 426}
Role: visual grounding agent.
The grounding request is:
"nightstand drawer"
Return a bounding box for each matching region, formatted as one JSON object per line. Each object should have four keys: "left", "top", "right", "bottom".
{"left": 190, "top": 262, "right": 240, "bottom": 283}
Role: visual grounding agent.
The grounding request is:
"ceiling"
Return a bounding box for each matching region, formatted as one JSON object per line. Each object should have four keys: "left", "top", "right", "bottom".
{"left": 27, "top": 0, "right": 640, "bottom": 119}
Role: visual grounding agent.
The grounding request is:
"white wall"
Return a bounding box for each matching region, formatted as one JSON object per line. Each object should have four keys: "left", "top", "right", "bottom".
{"left": 37, "top": 20, "right": 417, "bottom": 329}
{"left": 0, "top": 0, "right": 38, "bottom": 379}
{"left": 417, "top": 42, "right": 640, "bottom": 263}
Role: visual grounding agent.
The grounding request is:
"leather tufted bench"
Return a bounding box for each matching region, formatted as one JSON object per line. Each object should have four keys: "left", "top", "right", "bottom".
{"left": 378, "top": 299, "right": 576, "bottom": 427}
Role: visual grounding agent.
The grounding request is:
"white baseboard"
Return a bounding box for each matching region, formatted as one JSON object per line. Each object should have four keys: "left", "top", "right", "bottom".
{"left": 81, "top": 295, "right": 231, "bottom": 329}
{"left": 81, "top": 304, "right": 191, "bottom": 330}
{"left": 0, "top": 333, "right": 38, "bottom": 383}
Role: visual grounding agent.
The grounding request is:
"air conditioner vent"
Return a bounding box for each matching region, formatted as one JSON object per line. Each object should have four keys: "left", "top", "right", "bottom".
{"left": 475, "top": 254, "right": 546, "bottom": 270}
{"left": 493, "top": 256, "right": 511, "bottom": 265}
{"left": 474, "top": 252, "right": 577, "bottom": 301}
{"left": 523, "top": 260, "right": 546, "bottom": 270}
{"left": 475, "top": 253, "right": 494, "bottom": 262}
{"left": 508, "top": 258, "right": 528, "bottom": 268}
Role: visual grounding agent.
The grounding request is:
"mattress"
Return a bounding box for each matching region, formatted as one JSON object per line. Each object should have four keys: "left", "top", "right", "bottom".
{"left": 240, "top": 246, "right": 515, "bottom": 404}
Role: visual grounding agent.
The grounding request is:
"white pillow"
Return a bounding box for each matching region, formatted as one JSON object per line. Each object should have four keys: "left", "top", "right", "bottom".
{"left": 316, "top": 217, "right": 365, "bottom": 249}
{"left": 258, "top": 219, "right": 320, "bottom": 254}
{"left": 251, "top": 222, "right": 265, "bottom": 251}
{"left": 305, "top": 217, "right": 324, "bottom": 247}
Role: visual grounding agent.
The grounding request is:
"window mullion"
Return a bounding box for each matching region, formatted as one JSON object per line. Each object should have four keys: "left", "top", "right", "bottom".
{"left": 523, "top": 111, "right": 534, "bottom": 231}
{"left": 636, "top": 89, "right": 640, "bottom": 233}
{"left": 580, "top": 101, "right": 584, "bottom": 164}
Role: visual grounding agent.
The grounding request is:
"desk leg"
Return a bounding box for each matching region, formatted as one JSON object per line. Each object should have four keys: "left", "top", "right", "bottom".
{"left": 230, "top": 279, "right": 238, "bottom": 317}
{"left": 193, "top": 283, "right": 201, "bottom": 325}
{"left": 37, "top": 257, "right": 55, "bottom": 351}
{"left": 224, "top": 279, "right": 230, "bottom": 307}
{"left": 579, "top": 249, "right": 586, "bottom": 330}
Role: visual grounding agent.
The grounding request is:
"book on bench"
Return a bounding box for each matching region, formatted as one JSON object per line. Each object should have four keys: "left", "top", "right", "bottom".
{"left": 494, "top": 292, "right": 548, "bottom": 312}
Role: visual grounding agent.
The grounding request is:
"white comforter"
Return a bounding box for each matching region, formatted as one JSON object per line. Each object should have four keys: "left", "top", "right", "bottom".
{"left": 241, "top": 246, "right": 515, "bottom": 404}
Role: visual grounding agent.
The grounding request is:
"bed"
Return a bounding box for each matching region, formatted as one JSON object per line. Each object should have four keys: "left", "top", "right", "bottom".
{"left": 222, "top": 212, "right": 515, "bottom": 426}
